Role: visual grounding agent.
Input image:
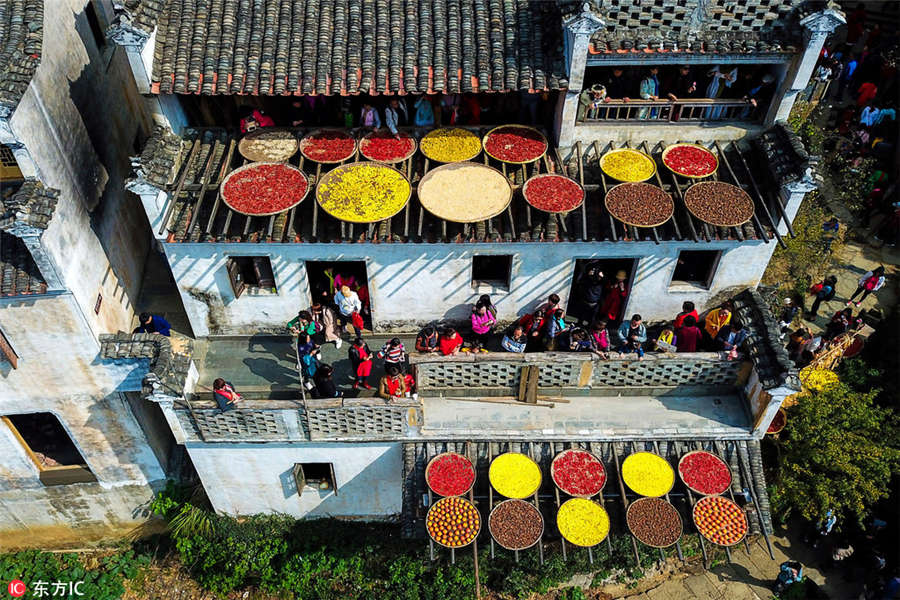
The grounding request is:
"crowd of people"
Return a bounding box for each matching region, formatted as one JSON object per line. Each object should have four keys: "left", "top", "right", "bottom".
{"left": 578, "top": 64, "right": 777, "bottom": 121}
{"left": 236, "top": 89, "right": 555, "bottom": 135}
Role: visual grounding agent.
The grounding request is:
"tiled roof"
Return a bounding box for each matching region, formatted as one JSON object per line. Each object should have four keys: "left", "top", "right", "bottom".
{"left": 99, "top": 332, "right": 194, "bottom": 398}
{"left": 0, "top": 178, "right": 59, "bottom": 232}
{"left": 752, "top": 121, "right": 815, "bottom": 188}
{"left": 117, "top": 0, "right": 168, "bottom": 35}
{"left": 0, "top": 231, "right": 46, "bottom": 297}
{"left": 560, "top": 0, "right": 818, "bottom": 54}
{"left": 732, "top": 288, "right": 799, "bottom": 391}
{"left": 0, "top": 0, "right": 43, "bottom": 114}
{"left": 140, "top": 0, "right": 566, "bottom": 95}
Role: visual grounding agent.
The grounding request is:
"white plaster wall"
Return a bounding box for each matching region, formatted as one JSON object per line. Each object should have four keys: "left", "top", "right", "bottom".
{"left": 8, "top": 0, "right": 153, "bottom": 337}
{"left": 0, "top": 295, "right": 166, "bottom": 547}
{"left": 570, "top": 123, "right": 763, "bottom": 147}
{"left": 185, "top": 442, "right": 403, "bottom": 518}
{"left": 164, "top": 240, "right": 777, "bottom": 336}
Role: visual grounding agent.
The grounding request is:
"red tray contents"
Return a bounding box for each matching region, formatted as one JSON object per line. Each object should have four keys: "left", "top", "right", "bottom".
{"left": 523, "top": 174, "right": 585, "bottom": 213}
{"left": 662, "top": 144, "right": 718, "bottom": 178}
{"left": 484, "top": 126, "right": 547, "bottom": 163}
{"left": 678, "top": 451, "right": 732, "bottom": 496}
{"left": 551, "top": 449, "right": 607, "bottom": 497}
{"left": 767, "top": 408, "right": 787, "bottom": 434}
{"left": 221, "top": 163, "right": 309, "bottom": 216}
{"left": 360, "top": 131, "right": 416, "bottom": 163}
{"left": 426, "top": 452, "right": 476, "bottom": 497}
{"left": 300, "top": 130, "right": 356, "bottom": 163}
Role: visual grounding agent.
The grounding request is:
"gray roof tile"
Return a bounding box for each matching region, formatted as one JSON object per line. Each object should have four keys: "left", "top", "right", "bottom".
{"left": 0, "top": 0, "right": 43, "bottom": 114}
{"left": 0, "top": 231, "right": 45, "bottom": 297}
{"left": 0, "top": 178, "right": 59, "bottom": 232}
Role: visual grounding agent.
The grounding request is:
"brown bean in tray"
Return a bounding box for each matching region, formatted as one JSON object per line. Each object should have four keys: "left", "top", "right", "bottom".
{"left": 489, "top": 499, "right": 544, "bottom": 550}
{"left": 626, "top": 497, "right": 683, "bottom": 548}
{"left": 683, "top": 181, "right": 755, "bottom": 227}
{"left": 605, "top": 182, "right": 674, "bottom": 228}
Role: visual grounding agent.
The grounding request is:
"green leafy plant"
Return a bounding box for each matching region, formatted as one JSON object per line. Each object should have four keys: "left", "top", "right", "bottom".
{"left": 0, "top": 550, "right": 149, "bottom": 600}
{"left": 771, "top": 382, "right": 900, "bottom": 525}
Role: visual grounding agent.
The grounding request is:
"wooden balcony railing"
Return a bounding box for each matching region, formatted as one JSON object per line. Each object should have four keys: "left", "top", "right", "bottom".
{"left": 580, "top": 98, "right": 760, "bottom": 123}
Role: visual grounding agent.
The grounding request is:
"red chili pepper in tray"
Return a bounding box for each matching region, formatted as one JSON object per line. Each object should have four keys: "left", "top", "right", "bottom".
{"left": 484, "top": 126, "right": 547, "bottom": 163}
{"left": 427, "top": 453, "right": 476, "bottom": 497}
{"left": 552, "top": 449, "right": 606, "bottom": 497}
{"left": 360, "top": 131, "right": 415, "bottom": 162}
{"left": 678, "top": 451, "right": 732, "bottom": 495}
{"left": 222, "top": 163, "right": 308, "bottom": 216}
{"left": 663, "top": 145, "right": 718, "bottom": 178}
{"left": 524, "top": 175, "right": 584, "bottom": 213}
{"left": 301, "top": 131, "right": 356, "bottom": 162}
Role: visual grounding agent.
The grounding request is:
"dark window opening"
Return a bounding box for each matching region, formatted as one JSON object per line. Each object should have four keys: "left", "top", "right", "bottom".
{"left": 226, "top": 256, "right": 277, "bottom": 298}
{"left": 472, "top": 255, "right": 513, "bottom": 289}
{"left": 0, "top": 144, "right": 23, "bottom": 182}
{"left": 567, "top": 258, "right": 637, "bottom": 324}
{"left": 2, "top": 413, "right": 97, "bottom": 486}
{"left": 671, "top": 250, "right": 721, "bottom": 288}
{"left": 305, "top": 260, "right": 372, "bottom": 329}
{"left": 85, "top": 2, "right": 107, "bottom": 51}
{"left": 292, "top": 462, "right": 337, "bottom": 497}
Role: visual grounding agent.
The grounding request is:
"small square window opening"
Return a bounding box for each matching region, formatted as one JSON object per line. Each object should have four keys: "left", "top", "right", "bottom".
{"left": 226, "top": 256, "right": 277, "bottom": 298}
{"left": 471, "top": 255, "right": 512, "bottom": 289}
{"left": 671, "top": 250, "right": 721, "bottom": 289}
{"left": 292, "top": 462, "right": 337, "bottom": 497}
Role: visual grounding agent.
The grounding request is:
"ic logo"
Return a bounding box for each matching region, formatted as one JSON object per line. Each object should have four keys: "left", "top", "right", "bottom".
{"left": 7, "top": 580, "right": 26, "bottom": 598}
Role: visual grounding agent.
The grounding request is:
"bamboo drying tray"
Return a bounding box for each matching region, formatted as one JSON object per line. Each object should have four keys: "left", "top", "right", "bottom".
{"left": 482, "top": 124, "right": 548, "bottom": 164}
{"left": 238, "top": 128, "right": 299, "bottom": 162}
{"left": 417, "top": 162, "right": 512, "bottom": 223}
{"left": 220, "top": 162, "right": 309, "bottom": 216}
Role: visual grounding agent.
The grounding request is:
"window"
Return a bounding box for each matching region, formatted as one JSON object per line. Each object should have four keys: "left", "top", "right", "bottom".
{"left": 0, "top": 327, "right": 18, "bottom": 369}
{"left": 471, "top": 255, "right": 513, "bottom": 289}
{"left": 2, "top": 413, "right": 97, "bottom": 486}
{"left": 292, "top": 462, "right": 337, "bottom": 496}
{"left": 671, "top": 250, "right": 721, "bottom": 289}
{"left": 0, "top": 144, "right": 23, "bottom": 181}
{"left": 226, "top": 256, "right": 277, "bottom": 298}
{"left": 84, "top": 1, "right": 106, "bottom": 51}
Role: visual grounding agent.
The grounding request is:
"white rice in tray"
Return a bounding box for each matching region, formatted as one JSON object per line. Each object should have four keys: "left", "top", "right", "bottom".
{"left": 417, "top": 162, "right": 512, "bottom": 223}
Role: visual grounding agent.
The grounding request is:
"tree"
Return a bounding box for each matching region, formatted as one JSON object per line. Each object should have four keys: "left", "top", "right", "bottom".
{"left": 772, "top": 382, "right": 900, "bottom": 526}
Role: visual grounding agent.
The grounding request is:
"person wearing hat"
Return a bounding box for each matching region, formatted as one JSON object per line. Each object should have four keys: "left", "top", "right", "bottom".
{"left": 334, "top": 284, "right": 363, "bottom": 337}
{"left": 578, "top": 84, "right": 607, "bottom": 121}
{"left": 599, "top": 270, "right": 629, "bottom": 323}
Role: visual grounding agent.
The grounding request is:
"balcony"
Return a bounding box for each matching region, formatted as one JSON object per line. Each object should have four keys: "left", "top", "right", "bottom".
{"left": 579, "top": 99, "right": 761, "bottom": 124}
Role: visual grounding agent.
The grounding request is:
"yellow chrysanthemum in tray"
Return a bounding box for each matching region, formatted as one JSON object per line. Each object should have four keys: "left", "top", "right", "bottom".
{"left": 621, "top": 452, "right": 675, "bottom": 497}
{"left": 600, "top": 148, "right": 656, "bottom": 182}
{"left": 316, "top": 162, "right": 411, "bottom": 223}
{"left": 557, "top": 498, "right": 610, "bottom": 547}
{"left": 420, "top": 128, "right": 482, "bottom": 163}
{"left": 488, "top": 453, "right": 541, "bottom": 499}
{"left": 798, "top": 367, "right": 840, "bottom": 392}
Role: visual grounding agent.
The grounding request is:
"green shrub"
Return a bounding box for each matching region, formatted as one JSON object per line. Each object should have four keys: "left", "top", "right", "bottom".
{"left": 0, "top": 550, "right": 149, "bottom": 600}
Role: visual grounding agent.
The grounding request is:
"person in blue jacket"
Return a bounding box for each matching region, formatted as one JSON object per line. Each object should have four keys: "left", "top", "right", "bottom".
{"left": 133, "top": 312, "right": 171, "bottom": 336}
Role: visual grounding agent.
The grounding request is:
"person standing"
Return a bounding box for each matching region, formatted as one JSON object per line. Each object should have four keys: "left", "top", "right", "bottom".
{"left": 807, "top": 275, "right": 838, "bottom": 317}
{"left": 822, "top": 216, "right": 840, "bottom": 253}
{"left": 212, "top": 378, "right": 242, "bottom": 412}
{"left": 348, "top": 337, "right": 374, "bottom": 390}
{"left": 334, "top": 285, "right": 363, "bottom": 337}
{"left": 848, "top": 266, "right": 886, "bottom": 307}
{"left": 470, "top": 301, "right": 496, "bottom": 352}
{"left": 705, "top": 65, "right": 737, "bottom": 119}
{"left": 638, "top": 67, "right": 661, "bottom": 119}
{"left": 377, "top": 337, "right": 406, "bottom": 370}
{"left": 543, "top": 308, "right": 568, "bottom": 350}
{"left": 413, "top": 95, "right": 435, "bottom": 126}
{"left": 824, "top": 308, "right": 853, "bottom": 340}
{"left": 384, "top": 98, "right": 408, "bottom": 138}
{"left": 359, "top": 102, "right": 382, "bottom": 129}
{"left": 313, "top": 364, "right": 341, "bottom": 399}
{"left": 667, "top": 65, "right": 697, "bottom": 120}
{"left": 676, "top": 315, "right": 702, "bottom": 353}
{"left": 308, "top": 301, "right": 342, "bottom": 349}
{"left": 703, "top": 304, "right": 732, "bottom": 344}
{"left": 133, "top": 312, "right": 172, "bottom": 336}
{"left": 599, "top": 270, "right": 629, "bottom": 323}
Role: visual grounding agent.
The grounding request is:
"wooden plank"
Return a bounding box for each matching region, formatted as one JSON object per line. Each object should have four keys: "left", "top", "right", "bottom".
{"left": 0, "top": 328, "right": 18, "bottom": 369}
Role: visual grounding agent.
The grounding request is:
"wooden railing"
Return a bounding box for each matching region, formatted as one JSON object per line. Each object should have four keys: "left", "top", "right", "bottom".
{"left": 580, "top": 98, "right": 759, "bottom": 123}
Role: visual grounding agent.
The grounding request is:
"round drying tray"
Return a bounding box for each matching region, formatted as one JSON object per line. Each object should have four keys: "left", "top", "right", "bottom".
{"left": 626, "top": 497, "right": 683, "bottom": 548}
{"left": 488, "top": 499, "right": 544, "bottom": 551}
{"left": 426, "top": 496, "right": 482, "bottom": 549}
{"left": 599, "top": 148, "right": 657, "bottom": 182}
{"left": 767, "top": 408, "right": 787, "bottom": 435}
{"left": 425, "top": 451, "right": 476, "bottom": 497}
{"left": 621, "top": 451, "right": 676, "bottom": 498}
{"left": 359, "top": 130, "right": 418, "bottom": 164}
{"left": 417, "top": 162, "right": 512, "bottom": 223}
{"left": 219, "top": 162, "right": 309, "bottom": 216}
{"left": 420, "top": 127, "right": 483, "bottom": 163}
{"left": 238, "top": 128, "right": 299, "bottom": 162}
{"left": 299, "top": 129, "right": 357, "bottom": 164}
{"left": 677, "top": 450, "right": 733, "bottom": 497}
{"left": 316, "top": 162, "right": 411, "bottom": 224}
{"left": 522, "top": 174, "right": 585, "bottom": 214}
{"left": 550, "top": 448, "right": 607, "bottom": 498}
{"left": 482, "top": 124, "right": 548, "bottom": 164}
{"left": 692, "top": 495, "right": 748, "bottom": 547}
{"left": 683, "top": 181, "right": 755, "bottom": 227}
{"left": 661, "top": 143, "right": 719, "bottom": 179}
{"left": 604, "top": 182, "right": 674, "bottom": 228}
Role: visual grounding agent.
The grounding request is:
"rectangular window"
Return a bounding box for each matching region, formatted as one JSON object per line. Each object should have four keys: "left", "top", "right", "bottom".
{"left": 0, "top": 327, "right": 18, "bottom": 369}
{"left": 226, "top": 256, "right": 277, "bottom": 298}
{"left": 471, "top": 255, "right": 513, "bottom": 289}
{"left": 2, "top": 413, "right": 97, "bottom": 486}
{"left": 292, "top": 462, "right": 337, "bottom": 497}
{"left": 671, "top": 250, "right": 721, "bottom": 289}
